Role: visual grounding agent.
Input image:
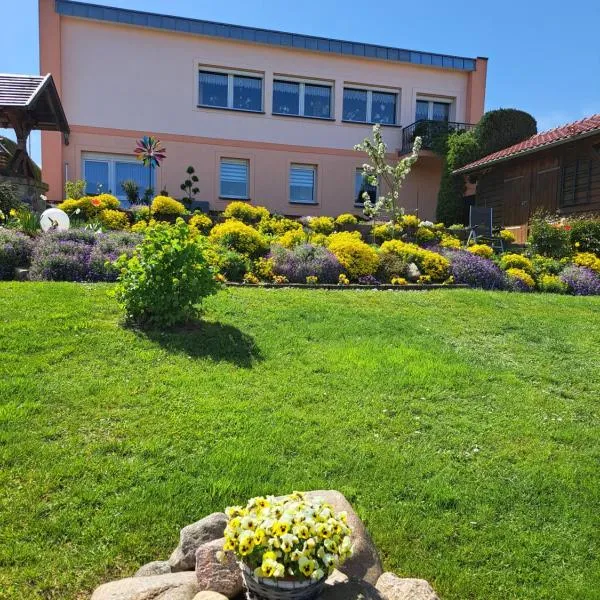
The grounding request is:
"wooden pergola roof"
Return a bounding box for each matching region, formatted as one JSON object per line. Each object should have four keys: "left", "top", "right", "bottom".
{"left": 0, "top": 73, "right": 69, "bottom": 138}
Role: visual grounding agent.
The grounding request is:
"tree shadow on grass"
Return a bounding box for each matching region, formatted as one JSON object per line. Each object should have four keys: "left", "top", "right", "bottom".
{"left": 136, "top": 319, "right": 262, "bottom": 368}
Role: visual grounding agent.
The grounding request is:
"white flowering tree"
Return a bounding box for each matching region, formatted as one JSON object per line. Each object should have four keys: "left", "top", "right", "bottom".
{"left": 354, "top": 124, "right": 422, "bottom": 226}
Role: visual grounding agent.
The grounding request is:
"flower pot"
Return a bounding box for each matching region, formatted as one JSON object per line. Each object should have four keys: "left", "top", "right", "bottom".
{"left": 240, "top": 563, "right": 326, "bottom": 600}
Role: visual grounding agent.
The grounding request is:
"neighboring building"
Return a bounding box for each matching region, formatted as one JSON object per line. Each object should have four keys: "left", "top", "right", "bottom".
{"left": 39, "top": 0, "right": 487, "bottom": 218}
{"left": 455, "top": 114, "right": 600, "bottom": 241}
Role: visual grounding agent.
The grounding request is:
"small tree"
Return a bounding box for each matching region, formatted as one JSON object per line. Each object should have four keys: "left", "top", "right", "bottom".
{"left": 354, "top": 124, "right": 422, "bottom": 225}
{"left": 180, "top": 165, "right": 200, "bottom": 207}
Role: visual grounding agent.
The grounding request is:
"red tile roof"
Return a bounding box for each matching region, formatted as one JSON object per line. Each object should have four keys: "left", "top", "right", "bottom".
{"left": 454, "top": 114, "right": 600, "bottom": 174}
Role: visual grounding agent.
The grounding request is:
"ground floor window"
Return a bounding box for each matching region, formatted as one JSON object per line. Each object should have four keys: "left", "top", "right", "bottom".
{"left": 290, "top": 164, "right": 317, "bottom": 204}
{"left": 354, "top": 169, "right": 377, "bottom": 205}
{"left": 82, "top": 153, "right": 152, "bottom": 206}
{"left": 220, "top": 158, "right": 250, "bottom": 199}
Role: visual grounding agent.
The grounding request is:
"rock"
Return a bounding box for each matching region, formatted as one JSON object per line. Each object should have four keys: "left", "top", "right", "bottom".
{"left": 406, "top": 263, "right": 421, "bottom": 282}
{"left": 326, "top": 569, "right": 349, "bottom": 585}
{"left": 376, "top": 573, "right": 440, "bottom": 600}
{"left": 195, "top": 538, "right": 243, "bottom": 598}
{"left": 14, "top": 268, "right": 29, "bottom": 281}
{"left": 192, "top": 593, "right": 228, "bottom": 600}
{"left": 169, "top": 513, "right": 228, "bottom": 572}
{"left": 91, "top": 572, "right": 199, "bottom": 600}
{"left": 320, "top": 579, "right": 384, "bottom": 600}
{"left": 305, "top": 490, "right": 383, "bottom": 585}
{"left": 135, "top": 560, "right": 172, "bottom": 577}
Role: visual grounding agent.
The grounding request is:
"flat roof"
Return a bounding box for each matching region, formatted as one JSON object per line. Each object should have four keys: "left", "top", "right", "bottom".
{"left": 55, "top": 0, "right": 478, "bottom": 72}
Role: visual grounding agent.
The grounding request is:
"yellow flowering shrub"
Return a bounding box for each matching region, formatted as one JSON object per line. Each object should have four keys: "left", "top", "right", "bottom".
{"left": 308, "top": 216, "right": 335, "bottom": 235}
{"left": 309, "top": 232, "right": 329, "bottom": 247}
{"left": 223, "top": 201, "right": 270, "bottom": 224}
{"left": 506, "top": 268, "right": 535, "bottom": 289}
{"left": 415, "top": 227, "right": 436, "bottom": 244}
{"left": 538, "top": 274, "right": 567, "bottom": 293}
{"left": 151, "top": 195, "right": 186, "bottom": 217}
{"left": 338, "top": 273, "right": 350, "bottom": 285}
{"left": 306, "top": 275, "right": 318, "bottom": 284}
{"left": 277, "top": 228, "right": 307, "bottom": 248}
{"left": 209, "top": 219, "right": 269, "bottom": 257}
{"left": 467, "top": 244, "right": 494, "bottom": 259}
{"left": 371, "top": 223, "right": 402, "bottom": 243}
{"left": 401, "top": 214, "right": 420, "bottom": 228}
{"left": 391, "top": 277, "right": 408, "bottom": 285}
{"left": 58, "top": 194, "right": 120, "bottom": 219}
{"left": 131, "top": 218, "right": 158, "bottom": 233}
{"left": 500, "top": 253, "right": 533, "bottom": 274}
{"left": 573, "top": 252, "right": 600, "bottom": 273}
{"left": 220, "top": 492, "right": 352, "bottom": 581}
{"left": 500, "top": 229, "right": 516, "bottom": 244}
{"left": 440, "top": 234, "right": 461, "bottom": 249}
{"left": 243, "top": 272, "right": 260, "bottom": 284}
{"left": 380, "top": 240, "right": 450, "bottom": 281}
{"left": 259, "top": 217, "right": 302, "bottom": 236}
{"left": 253, "top": 257, "right": 275, "bottom": 281}
{"left": 326, "top": 231, "right": 379, "bottom": 279}
{"left": 189, "top": 213, "right": 213, "bottom": 235}
{"left": 99, "top": 209, "right": 130, "bottom": 230}
{"left": 273, "top": 275, "right": 288, "bottom": 285}
{"left": 418, "top": 275, "right": 432, "bottom": 284}
{"left": 334, "top": 213, "right": 358, "bottom": 226}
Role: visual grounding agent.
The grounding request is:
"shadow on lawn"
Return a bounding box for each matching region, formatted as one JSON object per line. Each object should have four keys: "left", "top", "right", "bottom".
{"left": 138, "top": 319, "right": 262, "bottom": 367}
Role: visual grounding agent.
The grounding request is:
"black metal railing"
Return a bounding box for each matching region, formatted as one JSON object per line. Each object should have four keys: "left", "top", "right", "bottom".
{"left": 401, "top": 120, "right": 476, "bottom": 154}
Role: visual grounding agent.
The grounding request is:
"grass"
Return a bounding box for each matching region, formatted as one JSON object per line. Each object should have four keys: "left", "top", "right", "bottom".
{"left": 0, "top": 283, "right": 599, "bottom": 600}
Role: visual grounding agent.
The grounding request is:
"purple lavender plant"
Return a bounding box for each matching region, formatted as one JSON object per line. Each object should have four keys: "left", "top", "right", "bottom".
{"left": 443, "top": 249, "right": 508, "bottom": 290}
{"left": 0, "top": 228, "right": 34, "bottom": 280}
{"left": 270, "top": 243, "right": 344, "bottom": 283}
{"left": 560, "top": 265, "right": 600, "bottom": 296}
{"left": 358, "top": 274, "right": 381, "bottom": 286}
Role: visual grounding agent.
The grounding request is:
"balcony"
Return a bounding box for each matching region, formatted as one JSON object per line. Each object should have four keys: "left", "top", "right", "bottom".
{"left": 400, "top": 120, "right": 476, "bottom": 155}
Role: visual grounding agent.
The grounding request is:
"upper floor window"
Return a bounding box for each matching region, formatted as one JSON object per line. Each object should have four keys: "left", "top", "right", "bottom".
{"left": 199, "top": 69, "right": 263, "bottom": 112}
{"left": 416, "top": 99, "right": 450, "bottom": 122}
{"left": 354, "top": 169, "right": 377, "bottom": 205}
{"left": 343, "top": 88, "right": 397, "bottom": 125}
{"left": 273, "top": 79, "right": 332, "bottom": 119}
{"left": 220, "top": 158, "right": 250, "bottom": 199}
{"left": 290, "top": 164, "right": 317, "bottom": 204}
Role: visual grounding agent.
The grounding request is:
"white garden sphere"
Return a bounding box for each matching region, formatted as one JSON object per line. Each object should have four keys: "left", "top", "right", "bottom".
{"left": 40, "top": 208, "right": 70, "bottom": 232}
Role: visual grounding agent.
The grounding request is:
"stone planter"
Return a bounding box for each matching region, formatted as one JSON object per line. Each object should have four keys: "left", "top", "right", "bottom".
{"left": 240, "top": 562, "right": 326, "bottom": 600}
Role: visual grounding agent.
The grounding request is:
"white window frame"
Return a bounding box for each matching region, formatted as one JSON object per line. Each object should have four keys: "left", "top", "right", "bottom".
{"left": 220, "top": 158, "right": 250, "bottom": 200}
{"left": 342, "top": 85, "right": 399, "bottom": 125}
{"left": 81, "top": 152, "right": 154, "bottom": 202}
{"left": 289, "top": 164, "right": 318, "bottom": 205}
{"left": 198, "top": 66, "right": 264, "bottom": 112}
{"left": 272, "top": 76, "right": 333, "bottom": 119}
{"left": 415, "top": 97, "right": 453, "bottom": 121}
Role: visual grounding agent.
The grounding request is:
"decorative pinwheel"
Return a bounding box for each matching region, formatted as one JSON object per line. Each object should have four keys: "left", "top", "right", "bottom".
{"left": 134, "top": 136, "right": 166, "bottom": 196}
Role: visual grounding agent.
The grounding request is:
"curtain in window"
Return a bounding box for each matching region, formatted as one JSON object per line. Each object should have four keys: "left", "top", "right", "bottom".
{"left": 199, "top": 71, "right": 228, "bottom": 107}
{"left": 233, "top": 76, "right": 262, "bottom": 111}
{"left": 290, "top": 166, "right": 316, "bottom": 203}
{"left": 415, "top": 100, "right": 429, "bottom": 122}
{"left": 343, "top": 89, "right": 368, "bottom": 122}
{"left": 371, "top": 92, "right": 396, "bottom": 124}
{"left": 220, "top": 159, "right": 249, "bottom": 198}
{"left": 432, "top": 102, "right": 450, "bottom": 122}
{"left": 273, "top": 81, "right": 300, "bottom": 115}
{"left": 115, "top": 161, "right": 149, "bottom": 207}
{"left": 83, "top": 160, "right": 109, "bottom": 195}
{"left": 304, "top": 85, "right": 331, "bottom": 118}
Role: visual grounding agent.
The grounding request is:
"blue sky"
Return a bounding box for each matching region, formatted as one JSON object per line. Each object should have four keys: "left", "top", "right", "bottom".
{"left": 2, "top": 0, "right": 599, "bottom": 165}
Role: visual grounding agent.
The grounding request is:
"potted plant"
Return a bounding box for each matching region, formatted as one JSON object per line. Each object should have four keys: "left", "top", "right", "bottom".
{"left": 219, "top": 492, "right": 353, "bottom": 600}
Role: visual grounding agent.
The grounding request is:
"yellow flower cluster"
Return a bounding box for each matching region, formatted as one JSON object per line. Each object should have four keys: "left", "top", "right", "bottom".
{"left": 573, "top": 252, "right": 600, "bottom": 274}
{"left": 221, "top": 492, "right": 352, "bottom": 582}
{"left": 467, "top": 244, "right": 494, "bottom": 259}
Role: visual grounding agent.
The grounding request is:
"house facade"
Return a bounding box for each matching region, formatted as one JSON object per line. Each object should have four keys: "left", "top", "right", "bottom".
{"left": 455, "top": 114, "right": 600, "bottom": 242}
{"left": 40, "top": 0, "right": 487, "bottom": 219}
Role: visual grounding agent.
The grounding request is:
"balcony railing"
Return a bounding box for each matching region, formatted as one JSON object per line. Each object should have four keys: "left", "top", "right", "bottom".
{"left": 401, "top": 120, "right": 476, "bottom": 154}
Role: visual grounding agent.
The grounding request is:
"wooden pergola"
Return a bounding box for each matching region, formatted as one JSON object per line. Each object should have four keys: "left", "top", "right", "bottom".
{"left": 0, "top": 73, "right": 69, "bottom": 179}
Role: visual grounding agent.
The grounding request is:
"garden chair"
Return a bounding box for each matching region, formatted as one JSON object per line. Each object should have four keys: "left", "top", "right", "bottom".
{"left": 466, "top": 206, "right": 504, "bottom": 252}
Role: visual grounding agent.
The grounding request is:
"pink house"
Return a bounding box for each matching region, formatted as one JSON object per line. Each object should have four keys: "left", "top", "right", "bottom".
{"left": 39, "top": 0, "right": 487, "bottom": 219}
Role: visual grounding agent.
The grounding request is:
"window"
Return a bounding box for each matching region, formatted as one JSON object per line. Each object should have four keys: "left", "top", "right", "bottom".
{"left": 416, "top": 99, "right": 451, "bottom": 122}
{"left": 273, "top": 79, "right": 332, "bottom": 119}
{"left": 343, "top": 88, "right": 397, "bottom": 124}
{"left": 354, "top": 169, "right": 377, "bottom": 205}
{"left": 199, "top": 70, "right": 263, "bottom": 112}
{"left": 82, "top": 154, "right": 151, "bottom": 206}
{"left": 560, "top": 158, "right": 599, "bottom": 207}
{"left": 220, "top": 158, "right": 249, "bottom": 199}
{"left": 290, "top": 164, "right": 317, "bottom": 204}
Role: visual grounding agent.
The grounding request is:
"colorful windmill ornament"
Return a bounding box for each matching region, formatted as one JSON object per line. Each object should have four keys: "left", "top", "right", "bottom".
{"left": 134, "top": 136, "right": 166, "bottom": 197}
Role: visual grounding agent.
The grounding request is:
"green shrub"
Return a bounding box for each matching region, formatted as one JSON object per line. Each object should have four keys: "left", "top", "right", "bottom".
{"left": 569, "top": 218, "right": 600, "bottom": 255}
{"left": 531, "top": 255, "right": 564, "bottom": 278}
{"left": 376, "top": 252, "right": 408, "bottom": 283}
{"left": 499, "top": 253, "right": 534, "bottom": 274}
{"left": 380, "top": 240, "right": 450, "bottom": 281}
{"left": 371, "top": 223, "right": 401, "bottom": 243}
{"left": 209, "top": 249, "right": 251, "bottom": 282}
{"left": 209, "top": 219, "right": 269, "bottom": 257}
{"left": 326, "top": 231, "right": 379, "bottom": 279}
{"left": 538, "top": 274, "right": 567, "bottom": 294}
{"left": 223, "top": 201, "right": 269, "bottom": 224}
{"left": 64, "top": 179, "right": 86, "bottom": 200}
{"left": 114, "top": 219, "right": 218, "bottom": 326}
{"left": 308, "top": 216, "right": 335, "bottom": 235}
{"left": 0, "top": 182, "right": 20, "bottom": 216}
{"left": 528, "top": 215, "right": 571, "bottom": 258}
{"left": 475, "top": 109, "right": 537, "bottom": 157}
{"left": 151, "top": 195, "right": 186, "bottom": 217}
{"left": 0, "top": 228, "right": 33, "bottom": 279}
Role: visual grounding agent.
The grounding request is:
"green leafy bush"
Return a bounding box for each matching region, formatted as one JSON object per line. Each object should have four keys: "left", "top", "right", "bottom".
{"left": 209, "top": 248, "right": 251, "bottom": 282}
{"left": 569, "top": 218, "right": 600, "bottom": 255}
{"left": 531, "top": 255, "right": 564, "bottom": 278}
{"left": 475, "top": 109, "right": 537, "bottom": 157}
{"left": 64, "top": 179, "right": 86, "bottom": 200}
{"left": 528, "top": 215, "right": 571, "bottom": 258}
{"left": 538, "top": 274, "right": 567, "bottom": 294}
{"left": 114, "top": 219, "right": 218, "bottom": 326}
{"left": 0, "top": 182, "right": 20, "bottom": 215}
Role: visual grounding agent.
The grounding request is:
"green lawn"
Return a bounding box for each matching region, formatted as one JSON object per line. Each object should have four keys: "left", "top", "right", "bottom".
{"left": 0, "top": 284, "right": 599, "bottom": 600}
